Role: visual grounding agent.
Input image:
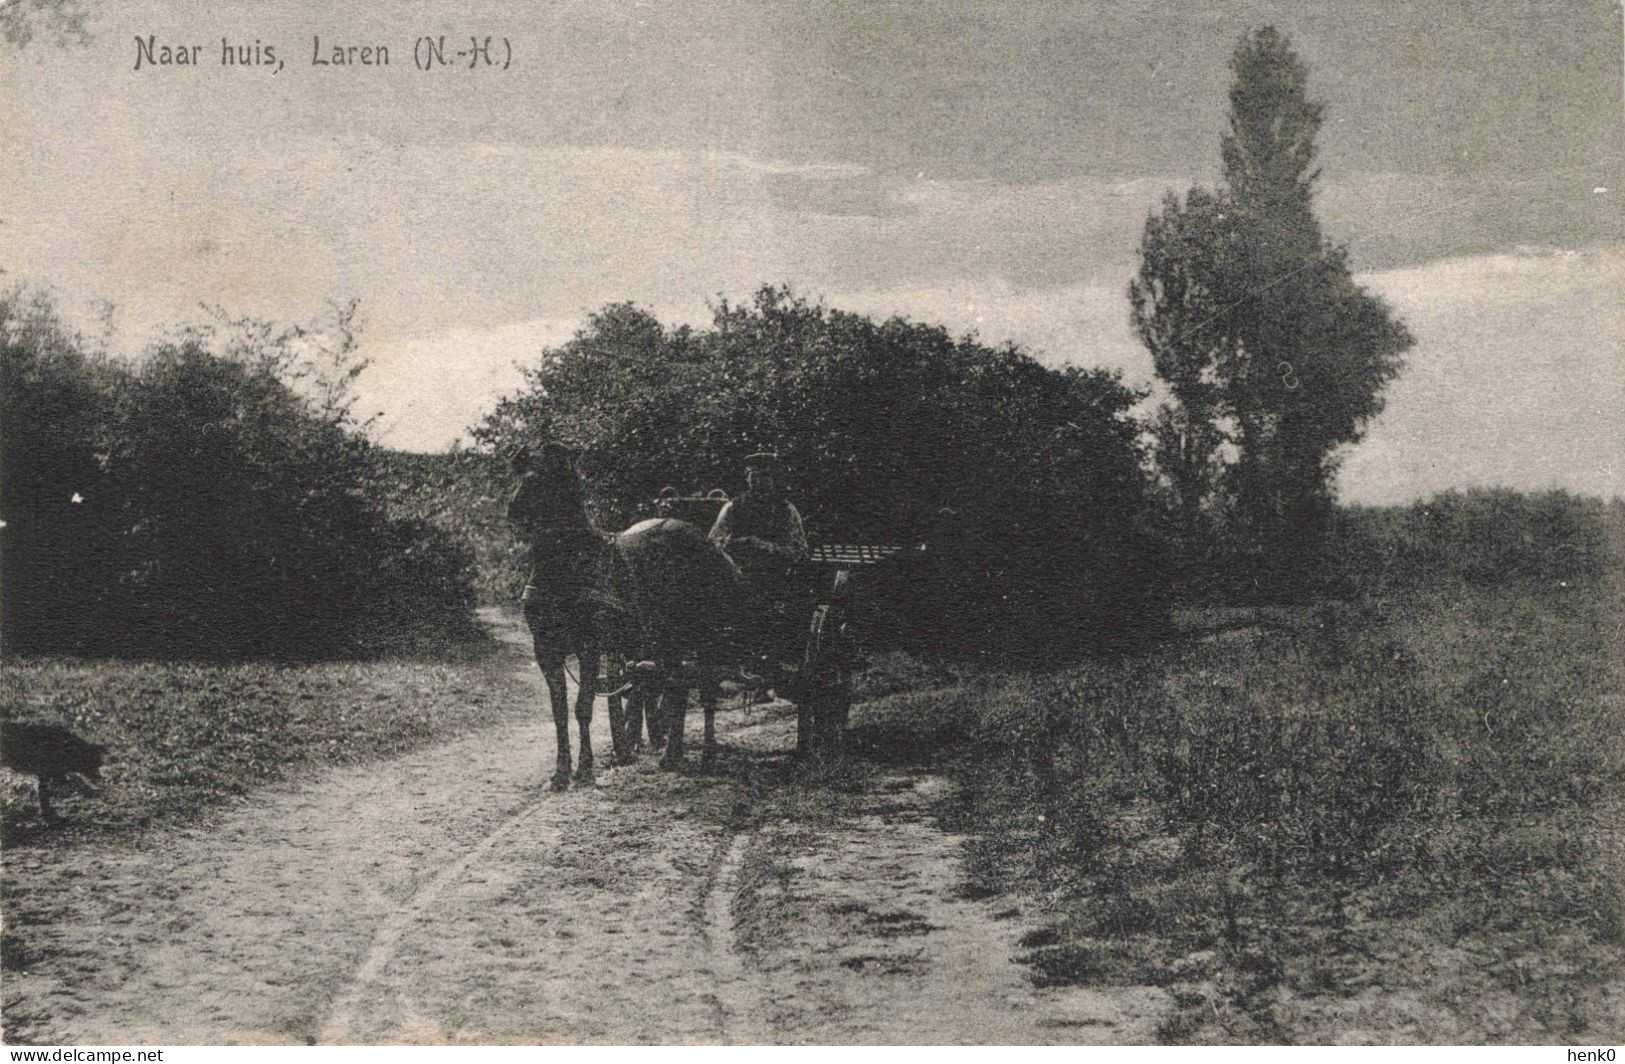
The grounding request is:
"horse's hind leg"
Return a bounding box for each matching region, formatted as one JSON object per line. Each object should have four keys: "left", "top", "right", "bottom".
{"left": 700, "top": 681, "right": 719, "bottom": 772}
{"left": 815, "top": 681, "right": 847, "bottom": 755}
{"left": 643, "top": 688, "right": 668, "bottom": 749}
{"left": 660, "top": 684, "right": 689, "bottom": 770}
{"left": 796, "top": 701, "right": 814, "bottom": 760}
{"left": 607, "top": 685, "right": 627, "bottom": 756}
{"left": 624, "top": 687, "right": 646, "bottom": 752}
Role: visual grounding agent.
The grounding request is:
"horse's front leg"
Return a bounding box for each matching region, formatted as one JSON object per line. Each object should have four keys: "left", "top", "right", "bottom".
{"left": 603, "top": 656, "right": 634, "bottom": 765}
{"left": 540, "top": 662, "right": 573, "bottom": 791}
{"left": 573, "top": 644, "right": 599, "bottom": 784}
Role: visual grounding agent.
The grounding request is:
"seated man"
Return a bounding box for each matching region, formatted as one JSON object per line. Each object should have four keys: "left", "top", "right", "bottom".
{"left": 708, "top": 452, "right": 814, "bottom": 673}
{"left": 708, "top": 452, "right": 808, "bottom": 563}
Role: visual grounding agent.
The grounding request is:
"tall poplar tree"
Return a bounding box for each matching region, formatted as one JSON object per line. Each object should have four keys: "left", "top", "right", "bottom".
{"left": 1131, "top": 26, "right": 1413, "bottom": 597}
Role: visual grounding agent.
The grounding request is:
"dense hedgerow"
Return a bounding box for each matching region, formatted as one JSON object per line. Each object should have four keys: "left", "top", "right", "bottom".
{"left": 0, "top": 287, "right": 479, "bottom": 658}
{"left": 474, "top": 285, "right": 1172, "bottom": 662}
{"left": 1334, "top": 488, "right": 1612, "bottom": 591}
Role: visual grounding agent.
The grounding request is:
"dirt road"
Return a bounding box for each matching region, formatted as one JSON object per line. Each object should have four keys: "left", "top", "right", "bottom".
{"left": 3, "top": 614, "right": 1168, "bottom": 1045}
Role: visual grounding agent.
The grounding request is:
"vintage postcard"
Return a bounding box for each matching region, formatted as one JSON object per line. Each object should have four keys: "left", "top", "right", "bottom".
{"left": 2, "top": 0, "right": 1621, "bottom": 1050}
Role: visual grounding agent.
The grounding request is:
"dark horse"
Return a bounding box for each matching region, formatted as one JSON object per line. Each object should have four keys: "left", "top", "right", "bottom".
{"left": 508, "top": 449, "right": 744, "bottom": 787}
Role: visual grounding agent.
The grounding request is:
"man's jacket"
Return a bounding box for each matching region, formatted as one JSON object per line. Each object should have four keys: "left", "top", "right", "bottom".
{"left": 708, "top": 494, "right": 809, "bottom": 560}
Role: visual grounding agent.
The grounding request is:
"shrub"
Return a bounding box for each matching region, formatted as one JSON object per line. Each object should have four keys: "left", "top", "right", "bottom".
{"left": 0, "top": 285, "right": 121, "bottom": 654}
{"left": 930, "top": 571, "right": 1618, "bottom": 978}
{"left": 371, "top": 449, "right": 525, "bottom": 608}
{"left": 0, "top": 289, "right": 479, "bottom": 658}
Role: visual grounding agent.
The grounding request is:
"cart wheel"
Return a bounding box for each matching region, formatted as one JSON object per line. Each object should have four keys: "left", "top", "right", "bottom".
{"left": 812, "top": 673, "right": 852, "bottom": 754}
{"left": 799, "top": 603, "right": 852, "bottom": 758}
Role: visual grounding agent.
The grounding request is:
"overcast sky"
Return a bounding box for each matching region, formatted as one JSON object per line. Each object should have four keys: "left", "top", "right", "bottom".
{"left": 2, "top": 0, "right": 1620, "bottom": 502}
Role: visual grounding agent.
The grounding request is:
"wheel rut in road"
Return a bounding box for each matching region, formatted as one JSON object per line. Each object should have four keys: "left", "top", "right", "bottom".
{"left": 315, "top": 794, "right": 563, "bottom": 1044}
{"left": 703, "top": 830, "right": 774, "bottom": 1045}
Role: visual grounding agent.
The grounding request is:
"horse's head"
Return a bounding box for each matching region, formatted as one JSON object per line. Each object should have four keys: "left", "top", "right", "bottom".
{"left": 509, "top": 441, "right": 594, "bottom": 541}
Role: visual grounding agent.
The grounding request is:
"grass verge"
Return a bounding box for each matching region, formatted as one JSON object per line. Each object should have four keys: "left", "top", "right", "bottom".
{"left": 856, "top": 577, "right": 1623, "bottom": 1042}
{"left": 0, "top": 637, "right": 538, "bottom": 847}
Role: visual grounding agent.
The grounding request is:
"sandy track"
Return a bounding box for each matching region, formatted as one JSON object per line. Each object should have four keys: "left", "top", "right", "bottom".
{"left": 728, "top": 772, "right": 1170, "bottom": 1044}
{"left": 3, "top": 613, "right": 1161, "bottom": 1045}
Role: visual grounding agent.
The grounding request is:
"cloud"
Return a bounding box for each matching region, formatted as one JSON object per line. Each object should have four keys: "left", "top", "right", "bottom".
{"left": 762, "top": 170, "right": 917, "bottom": 218}
{"left": 6, "top": 111, "right": 1190, "bottom": 348}
{"left": 1317, "top": 170, "right": 1624, "bottom": 272}
{"left": 359, "top": 317, "right": 581, "bottom": 451}
{"left": 1339, "top": 245, "right": 1623, "bottom": 503}
{"left": 828, "top": 277, "right": 1147, "bottom": 379}
{"left": 840, "top": 245, "right": 1625, "bottom": 508}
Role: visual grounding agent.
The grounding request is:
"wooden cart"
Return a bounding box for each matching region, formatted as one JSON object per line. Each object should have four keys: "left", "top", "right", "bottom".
{"left": 632, "top": 490, "right": 904, "bottom": 757}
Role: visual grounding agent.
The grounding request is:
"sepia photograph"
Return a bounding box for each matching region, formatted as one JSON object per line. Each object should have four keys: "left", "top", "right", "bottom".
{"left": 1, "top": 0, "right": 1621, "bottom": 1049}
